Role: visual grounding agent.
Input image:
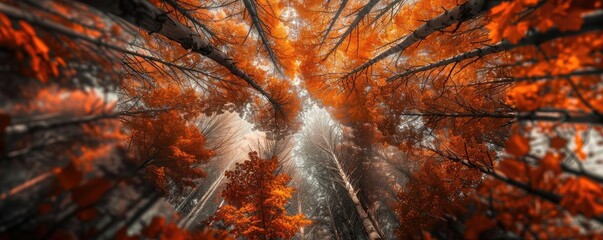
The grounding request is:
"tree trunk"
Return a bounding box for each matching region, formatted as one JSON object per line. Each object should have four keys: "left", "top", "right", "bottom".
{"left": 330, "top": 152, "right": 382, "bottom": 240}
{"left": 398, "top": 111, "right": 603, "bottom": 125}
{"left": 297, "top": 189, "right": 305, "bottom": 239}
{"left": 179, "top": 157, "right": 235, "bottom": 228}
{"left": 5, "top": 108, "right": 170, "bottom": 136}
{"left": 92, "top": 187, "right": 155, "bottom": 240}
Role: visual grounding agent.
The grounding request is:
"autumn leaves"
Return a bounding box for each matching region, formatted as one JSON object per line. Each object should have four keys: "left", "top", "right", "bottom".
{"left": 213, "top": 152, "right": 310, "bottom": 239}
{"left": 295, "top": 0, "right": 603, "bottom": 238}
{"left": 1, "top": 0, "right": 603, "bottom": 239}
{"left": 1, "top": 0, "right": 304, "bottom": 238}
{"left": 0, "top": 15, "right": 64, "bottom": 83}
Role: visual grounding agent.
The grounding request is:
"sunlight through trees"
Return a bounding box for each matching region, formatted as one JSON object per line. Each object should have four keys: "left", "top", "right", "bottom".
{"left": 1, "top": 0, "right": 602, "bottom": 239}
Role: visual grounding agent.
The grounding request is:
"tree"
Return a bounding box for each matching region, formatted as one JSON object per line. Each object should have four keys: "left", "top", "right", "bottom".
{"left": 123, "top": 86, "right": 214, "bottom": 194}
{"left": 213, "top": 151, "right": 310, "bottom": 239}
{"left": 0, "top": 0, "right": 290, "bottom": 238}
{"left": 2, "top": 0, "right": 603, "bottom": 239}
{"left": 295, "top": 0, "right": 603, "bottom": 238}
{"left": 299, "top": 110, "right": 383, "bottom": 240}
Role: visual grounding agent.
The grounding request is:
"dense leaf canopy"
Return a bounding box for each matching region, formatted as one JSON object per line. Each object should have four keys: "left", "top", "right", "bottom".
{"left": 0, "top": 0, "right": 602, "bottom": 239}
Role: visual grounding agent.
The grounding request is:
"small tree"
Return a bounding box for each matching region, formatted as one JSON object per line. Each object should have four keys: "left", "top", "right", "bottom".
{"left": 213, "top": 152, "right": 310, "bottom": 239}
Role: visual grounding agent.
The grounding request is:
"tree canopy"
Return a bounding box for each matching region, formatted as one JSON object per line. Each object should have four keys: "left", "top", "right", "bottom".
{"left": 1, "top": 0, "right": 602, "bottom": 239}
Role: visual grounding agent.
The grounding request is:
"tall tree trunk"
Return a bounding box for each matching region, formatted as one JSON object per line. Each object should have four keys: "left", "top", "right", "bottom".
{"left": 179, "top": 157, "right": 235, "bottom": 229}
{"left": 92, "top": 187, "right": 155, "bottom": 240}
{"left": 330, "top": 152, "right": 382, "bottom": 240}
{"left": 297, "top": 188, "right": 305, "bottom": 239}
{"left": 5, "top": 108, "right": 170, "bottom": 136}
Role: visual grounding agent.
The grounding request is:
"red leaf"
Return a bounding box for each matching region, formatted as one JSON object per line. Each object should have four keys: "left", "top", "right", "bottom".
{"left": 498, "top": 159, "right": 526, "bottom": 179}
{"left": 38, "top": 203, "right": 53, "bottom": 215}
{"left": 54, "top": 163, "right": 83, "bottom": 190}
{"left": 76, "top": 208, "right": 99, "bottom": 222}
{"left": 541, "top": 153, "right": 562, "bottom": 174}
{"left": 71, "top": 178, "right": 112, "bottom": 207}
{"left": 550, "top": 137, "right": 567, "bottom": 150}
{"left": 115, "top": 226, "right": 139, "bottom": 240}
{"left": 464, "top": 214, "right": 496, "bottom": 239}
{"left": 505, "top": 134, "right": 530, "bottom": 157}
{"left": 142, "top": 216, "right": 166, "bottom": 238}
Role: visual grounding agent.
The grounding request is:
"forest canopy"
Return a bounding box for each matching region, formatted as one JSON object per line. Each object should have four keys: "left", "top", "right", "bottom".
{"left": 0, "top": 0, "right": 602, "bottom": 239}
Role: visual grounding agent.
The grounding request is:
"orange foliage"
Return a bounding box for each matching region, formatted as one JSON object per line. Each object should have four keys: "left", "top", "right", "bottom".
{"left": 2, "top": 0, "right": 603, "bottom": 239}
{"left": 250, "top": 78, "right": 302, "bottom": 139}
{"left": 0, "top": 14, "right": 64, "bottom": 83}
{"left": 394, "top": 158, "right": 481, "bottom": 238}
{"left": 213, "top": 152, "right": 310, "bottom": 239}
{"left": 126, "top": 110, "right": 213, "bottom": 194}
{"left": 505, "top": 134, "right": 531, "bottom": 157}
{"left": 559, "top": 177, "right": 603, "bottom": 217}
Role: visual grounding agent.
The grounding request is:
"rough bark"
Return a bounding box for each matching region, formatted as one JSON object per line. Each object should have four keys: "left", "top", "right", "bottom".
{"left": 465, "top": 69, "right": 603, "bottom": 86}
{"left": 398, "top": 110, "right": 603, "bottom": 125}
{"left": 329, "top": 151, "right": 382, "bottom": 240}
{"left": 5, "top": 109, "right": 170, "bottom": 136}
